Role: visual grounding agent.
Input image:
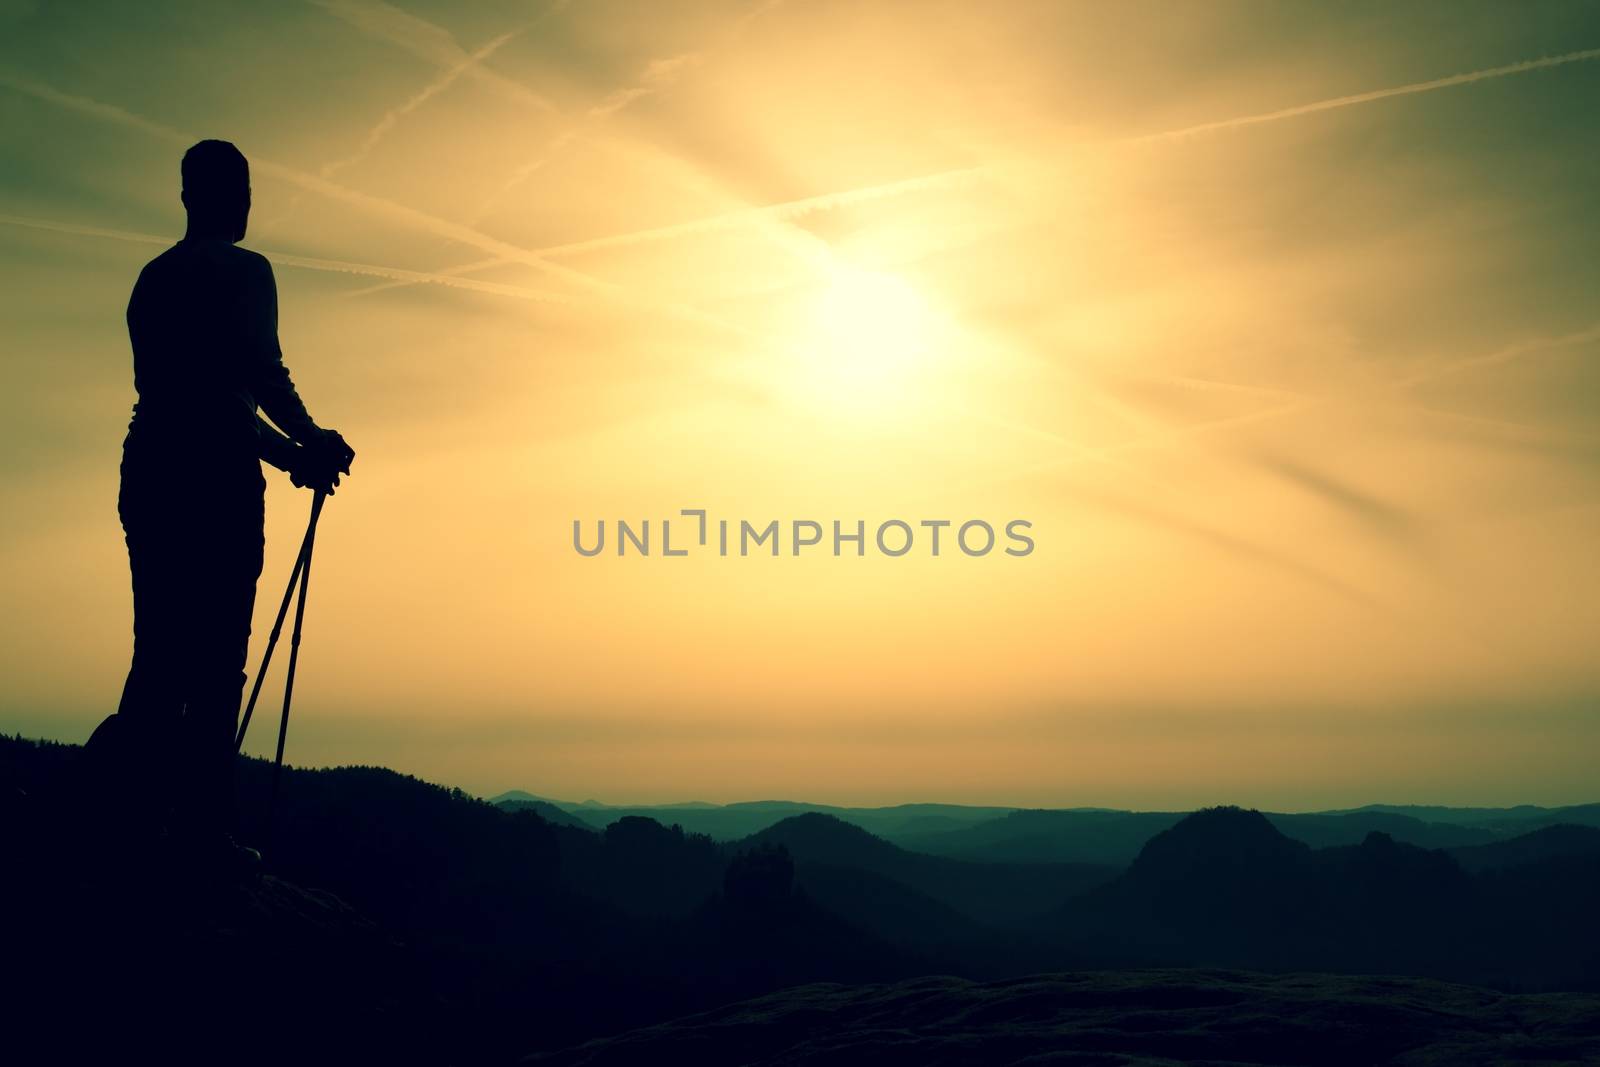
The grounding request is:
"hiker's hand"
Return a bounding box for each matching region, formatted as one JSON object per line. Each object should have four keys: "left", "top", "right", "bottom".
{"left": 314, "top": 428, "right": 355, "bottom": 475}
{"left": 286, "top": 428, "right": 353, "bottom": 494}
{"left": 288, "top": 446, "right": 343, "bottom": 495}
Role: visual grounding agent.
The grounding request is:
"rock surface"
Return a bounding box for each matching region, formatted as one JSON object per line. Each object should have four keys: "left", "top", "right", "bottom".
{"left": 526, "top": 969, "right": 1600, "bottom": 1066}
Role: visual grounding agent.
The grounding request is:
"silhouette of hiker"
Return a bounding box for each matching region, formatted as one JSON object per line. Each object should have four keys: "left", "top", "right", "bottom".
{"left": 89, "top": 140, "right": 354, "bottom": 868}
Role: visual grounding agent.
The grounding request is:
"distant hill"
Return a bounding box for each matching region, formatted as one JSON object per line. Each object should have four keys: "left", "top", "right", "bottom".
{"left": 1323, "top": 802, "right": 1600, "bottom": 831}
{"left": 489, "top": 788, "right": 556, "bottom": 804}
{"left": 786, "top": 861, "right": 990, "bottom": 951}
{"left": 495, "top": 796, "right": 597, "bottom": 830}
{"left": 721, "top": 815, "right": 1106, "bottom": 972}
{"left": 1448, "top": 823, "right": 1600, "bottom": 872}
{"left": 899, "top": 807, "right": 1508, "bottom": 867}
{"left": 562, "top": 815, "right": 727, "bottom": 918}
{"left": 1053, "top": 806, "right": 1600, "bottom": 987}
{"left": 486, "top": 788, "right": 1600, "bottom": 860}
{"left": 897, "top": 808, "right": 1185, "bottom": 865}
{"left": 1061, "top": 807, "right": 1326, "bottom": 968}
{"left": 745, "top": 812, "right": 1117, "bottom": 928}
{"left": 525, "top": 969, "right": 1600, "bottom": 1066}
{"left": 537, "top": 800, "right": 1015, "bottom": 842}
{"left": 1326, "top": 803, "right": 1553, "bottom": 821}
{"left": 1266, "top": 811, "right": 1498, "bottom": 850}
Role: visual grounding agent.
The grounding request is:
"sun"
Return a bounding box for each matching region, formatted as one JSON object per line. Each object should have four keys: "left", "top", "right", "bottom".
{"left": 789, "top": 264, "right": 946, "bottom": 419}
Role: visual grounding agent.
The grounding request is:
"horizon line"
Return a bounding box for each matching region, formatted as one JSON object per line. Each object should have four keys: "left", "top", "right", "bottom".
{"left": 9, "top": 733, "right": 1595, "bottom": 814}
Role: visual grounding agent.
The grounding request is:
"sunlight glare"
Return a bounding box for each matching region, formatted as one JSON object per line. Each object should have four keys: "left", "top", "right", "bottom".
{"left": 792, "top": 265, "right": 945, "bottom": 420}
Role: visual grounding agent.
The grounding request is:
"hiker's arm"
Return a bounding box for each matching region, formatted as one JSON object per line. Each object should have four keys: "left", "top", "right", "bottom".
{"left": 256, "top": 416, "right": 297, "bottom": 472}
{"left": 258, "top": 414, "right": 348, "bottom": 494}
{"left": 245, "top": 255, "right": 322, "bottom": 445}
{"left": 244, "top": 255, "right": 356, "bottom": 480}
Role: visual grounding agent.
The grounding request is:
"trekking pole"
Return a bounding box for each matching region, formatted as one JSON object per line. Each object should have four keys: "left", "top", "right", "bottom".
{"left": 236, "top": 490, "right": 325, "bottom": 751}
{"left": 269, "top": 489, "right": 324, "bottom": 821}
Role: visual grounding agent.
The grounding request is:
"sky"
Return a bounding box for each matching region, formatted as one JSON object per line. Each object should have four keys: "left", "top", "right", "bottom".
{"left": 1, "top": 0, "right": 1598, "bottom": 808}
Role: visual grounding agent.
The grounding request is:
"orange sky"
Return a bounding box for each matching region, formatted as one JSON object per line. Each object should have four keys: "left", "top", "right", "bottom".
{"left": 2, "top": 1, "right": 1598, "bottom": 806}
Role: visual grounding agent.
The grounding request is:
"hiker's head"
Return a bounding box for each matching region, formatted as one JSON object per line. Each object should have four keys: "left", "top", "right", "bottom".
{"left": 181, "top": 140, "right": 250, "bottom": 242}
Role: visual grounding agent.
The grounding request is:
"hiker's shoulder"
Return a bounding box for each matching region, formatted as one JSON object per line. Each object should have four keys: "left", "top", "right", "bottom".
{"left": 203, "top": 243, "right": 276, "bottom": 296}
{"left": 130, "top": 244, "right": 187, "bottom": 306}
{"left": 139, "top": 240, "right": 270, "bottom": 279}
{"left": 216, "top": 242, "right": 274, "bottom": 276}
{"left": 135, "top": 241, "right": 185, "bottom": 278}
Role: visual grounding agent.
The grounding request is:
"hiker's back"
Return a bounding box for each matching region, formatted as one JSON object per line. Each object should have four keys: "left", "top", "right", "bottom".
{"left": 126, "top": 239, "right": 273, "bottom": 459}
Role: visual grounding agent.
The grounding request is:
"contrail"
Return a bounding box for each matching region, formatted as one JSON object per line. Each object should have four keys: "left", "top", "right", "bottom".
{"left": 319, "top": 0, "right": 834, "bottom": 300}
{"left": 343, "top": 253, "right": 503, "bottom": 299}
{"left": 0, "top": 213, "right": 570, "bottom": 303}
{"left": 303, "top": 0, "right": 658, "bottom": 229}
{"left": 1066, "top": 482, "right": 1385, "bottom": 611}
{"left": 257, "top": 27, "right": 523, "bottom": 232}
{"left": 0, "top": 69, "right": 193, "bottom": 147}
{"left": 427, "top": 44, "right": 1600, "bottom": 265}
{"left": 1126, "top": 46, "right": 1600, "bottom": 144}
{"left": 527, "top": 166, "right": 988, "bottom": 260}
{"left": 470, "top": 1, "right": 788, "bottom": 231}
{"left": 468, "top": 50, "right": 705, "bottom": 227}
{"left": 587, "top": 53, "right": 700, "bottom": 120}
{"left": 0, "top": 68, "right": 771, "bottom": 342}
{"left": 357, "top": 2, "right": 800, "bottom": 294}
{"left": 344, "top": 164, "right": 986, "bottom": 298}
{"left": 1393, "top": 322, "right": 1600, "bottom": 388}
{"left": 927, "top": 318, "right": 1600, "bottom": 606}
{"left": 304, "top": 0, "right": 559, "bottom": 114}
{"left": 0, "top": 69, "right": 590, "bottom": 289}
{"left": 1001, "top": 320, "right": 1600, "bottom": 481}
{"left": 919, "top": 424, "right": 1384, "bottom": 609}
{"left": 321, "top": 28, "right": 523, "bottom": 180}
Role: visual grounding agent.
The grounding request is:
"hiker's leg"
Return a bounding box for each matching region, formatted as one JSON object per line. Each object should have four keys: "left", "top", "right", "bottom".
{"left": 117, "top": 527, "right": 188, "bottom": 732}
{"left": 108, "top": 457, "right": 192, "bottom": 819}
{"left": 172, "top": 485, "right": 264, "bottom": 840}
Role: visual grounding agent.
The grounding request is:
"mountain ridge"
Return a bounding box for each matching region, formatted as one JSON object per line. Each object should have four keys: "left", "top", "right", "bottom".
{"left": 7, "top": 733, "right": 1600, "bottom": 1065}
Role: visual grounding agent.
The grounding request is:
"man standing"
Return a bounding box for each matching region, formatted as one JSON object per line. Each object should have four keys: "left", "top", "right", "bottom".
{"left": 99, "top": 139, "right": 354, "bottom": 867}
